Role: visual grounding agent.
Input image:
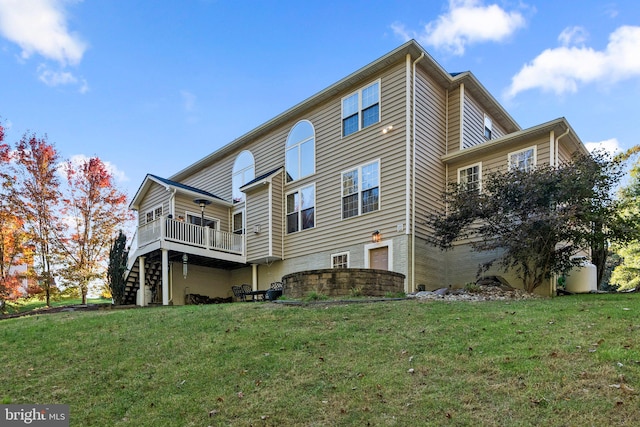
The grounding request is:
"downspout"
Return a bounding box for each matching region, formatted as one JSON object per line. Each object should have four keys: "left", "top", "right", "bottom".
{"left": 410, "top": 52, "right": 425, "bottom": 293}
{"left": 168, "top": 188, "right": 177, "bottom": 216}
{"left": 551, "top": 126, "right": 571, "bottom": 296}
{"left": 554, "top": 127, "right": 570, "bottom": 167}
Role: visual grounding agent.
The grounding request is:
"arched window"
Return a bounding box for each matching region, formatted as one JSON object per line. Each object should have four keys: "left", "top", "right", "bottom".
{"left": 232, "top": 150, "right": 255, "bottom": 204}
{"left": 285, "top": 120, "right": 315, "bottom": 183}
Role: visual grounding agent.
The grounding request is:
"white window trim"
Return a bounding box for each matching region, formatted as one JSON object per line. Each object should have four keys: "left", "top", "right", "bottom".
{"left": 364, "top": 239, "right": 393, "bottom": 270}
{"left": 484, "top": 114, "right": 493, "bottom": 140}
{"left": 508, "top": 146, "right": 537, "bottom": 171}
{"left": 457, "top": 162, "right": 482, "bottom": 192}
{"left": 341, "top": 79, "right": 381, "bottom": 137}
{"left": 184, "top": 211, "right": 220, "bottom": 229}
{"left": 232, "top": 150, "right": 255, "bottom": 204}
{"left": 286, "top": 183, "right": 316, "bottom": 234}
{"left": 331, "top": 251, "right": 350, "bottom": 268}
{"left": 232, "top": 208, "right": 244, "bottom": 233}
{"left": 285, "top": 120, "right": 316, "bottom": 183}
{"left": 144, "top": 204, "right": 163, "bottom": 224}
{"left": 341, "top": 159, "right": 381, "bottom": 220}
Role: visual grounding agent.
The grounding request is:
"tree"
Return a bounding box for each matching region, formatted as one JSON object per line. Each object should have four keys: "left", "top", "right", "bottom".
{"left": 57, "top": 157, "right": 132, "bottom": 304}
{"left": 13, "top": 133, "right": 62, "bottom": 307}
{"left": 610, "top": 147, "right": 640, "bottom": 291}
{"left": 108, "top": 230, "right": 129, "bottom": 305}
{"left": 0, "top": 123, "right": 32, "bottom": 305}
{"left": 427, "top": 152, "right": 632, "bottom": 293}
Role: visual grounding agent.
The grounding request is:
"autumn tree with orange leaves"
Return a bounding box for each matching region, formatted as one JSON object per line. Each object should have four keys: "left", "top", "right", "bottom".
{"left": 58, "top": 157, "right": 133, "bottom": 304}
{"left": 13, "top": 133, "right": 63, "bottom": 307}
{"left": 0, "top": 123, "right": 34, "bottom": 306}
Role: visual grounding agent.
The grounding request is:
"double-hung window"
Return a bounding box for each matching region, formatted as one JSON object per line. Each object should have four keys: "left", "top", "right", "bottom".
{"left": 286, "top": 184, "right": 315, "bottom": 233}
{"left": 342, "top": 81, "right": 380, "bottom": 137}
{"left": 342, "top": 160, "right": 380, "bottom": 219}
{"left": 509, "top": 147, "right": 536, "bottom": 172}
{"left": 458, "top": 163, "right": 481, "bottom": 193}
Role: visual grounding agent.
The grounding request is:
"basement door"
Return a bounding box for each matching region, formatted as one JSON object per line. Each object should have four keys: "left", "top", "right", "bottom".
{"left": 369, "top": 247, "right": 389, "bottom": 270}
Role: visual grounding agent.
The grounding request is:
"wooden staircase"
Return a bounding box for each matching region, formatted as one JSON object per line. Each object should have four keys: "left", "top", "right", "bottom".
{"left": 123, "top": 256, "right": 164, "bottom": 305}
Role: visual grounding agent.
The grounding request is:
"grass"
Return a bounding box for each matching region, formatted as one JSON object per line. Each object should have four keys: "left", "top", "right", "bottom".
{"left": 0, "top": 294, "right": 639, "bottom": 426}
{"left": 3, "top": 297, "right": 112, "bottom": 314}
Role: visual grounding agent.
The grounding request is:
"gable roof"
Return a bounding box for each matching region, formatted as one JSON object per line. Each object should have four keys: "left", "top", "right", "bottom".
{"left": 129, "top": 174, "right": 229, "bottom": 211}
{"left": 441, "top": 117, "right": 587, "bottom": 163}
{"left": 240, "top": 167, "right": 283, "bottom": 193}
{"left": 169, "top": 40, "right": 521, "bottom": 182}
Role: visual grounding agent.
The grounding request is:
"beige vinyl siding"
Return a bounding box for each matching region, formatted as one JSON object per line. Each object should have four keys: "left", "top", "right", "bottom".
{"left": 270, "top": 171, "right": 284, "bottom": 260}
{"left": 558, "top": 142, "right": 573, "bottom": 163}
{"left": 445, "top": 134, "right": 555, "bottom": 186}
{"left": 245, "top": 187, "right": 270, "bottom": 262}
{"left": 174, "top": 194, "right": 229, "bottom": 231}
{"left": 446, "top": 86, "right": 461, "bottom": 154}
{"left": 413, "top": 65, "right": 447, "bottom": 285}
{"left": 282, "top": 61, "right": 409, "bottom": 261}
{"left": 137, "top": 184, "right": 168, "bottom": 226}
{"left": 462, "top": 93, "right": 506, "bottom": 148}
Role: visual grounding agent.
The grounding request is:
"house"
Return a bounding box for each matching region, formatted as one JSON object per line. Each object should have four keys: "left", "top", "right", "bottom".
{"left": 126, "top": 40, "right": 588, "bottom": 305}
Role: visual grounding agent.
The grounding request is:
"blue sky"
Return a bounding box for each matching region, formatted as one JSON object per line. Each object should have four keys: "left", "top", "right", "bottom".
{"left": 1, "top": 0, "right": 639, "bottom": 198}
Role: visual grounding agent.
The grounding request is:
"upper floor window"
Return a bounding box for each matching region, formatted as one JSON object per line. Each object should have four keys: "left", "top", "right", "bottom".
{"left": 484, "top": 115, "right": 492, "bottom": 140}
{"left": 458, "top": 163, "right": 481, "bottom": 193}
{"left": 509, "top": 147, "right": 536, "bottom": 172}
{"left": 286, "top": 184, "right": 315, "bottom": 233}
{"left": 186, "top": 212, "right": 218, "bottom": 229}
{"left": 232, "top": 151, "right": 255, "bottom": 203}
{"left": 145, "top": 205, "right": 163, "bottom": 224}
{"left": 342, "top": 160, "right": 380, "bottom": 219}
{"left": 285, "top": 120, "right": 315, "bottom": 183}
{"left": 342, "top": 81, "right": 380, "bottom": 137}
{"left": 233, "top": 210, "right": 244, "bottom": 235}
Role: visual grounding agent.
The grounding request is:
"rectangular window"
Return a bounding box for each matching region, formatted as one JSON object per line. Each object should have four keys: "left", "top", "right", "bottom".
{"left": 233, "top": 211, "right": 244, "bottom": 235}
{"left": 331, "top": 252, "right": 349, "bottom": 268}
{"left": 286, "top": 184, "right": 315, "bottom": 234}
{"left": 484, "top": 115, "right": 492, "bottom": 140}
{"left": 342, "top": 160, "right": 380, "bottom": 219}
{"left": 144, "top": 205, "right": 163, "bottom": 224}
{"left": 458, "top": 163, "right": 481, "bottom": 193}
{"left": 509, "top": 147, "right": 536, "bottom": 172}
{"left": 186, "top": 212, "right": 218, "bottom": 229}
{"left": 342, "top": 81, "right": 380, "bottom": 137}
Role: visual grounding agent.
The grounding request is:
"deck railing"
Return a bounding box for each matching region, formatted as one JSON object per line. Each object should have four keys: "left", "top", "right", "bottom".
{"left": 137, "top": 217, "right": 243, "bottom": 255}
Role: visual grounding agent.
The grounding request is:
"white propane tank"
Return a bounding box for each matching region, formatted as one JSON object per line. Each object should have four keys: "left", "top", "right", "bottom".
{"left": 565, "top": 258, "right": 597, "bottom": 293}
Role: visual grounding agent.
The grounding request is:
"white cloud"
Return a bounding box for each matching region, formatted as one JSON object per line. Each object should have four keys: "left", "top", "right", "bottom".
{"left": 37, "top": 63, "right": 89, "bottom": 92}
{"left": 393, "top": 0, "right": 526, "bottom": 55}
{"left": 0, "top": 0, "right": 87, "bottom": 66}
{"left": 558, "top": 26, "right": 588, "bottom": 46}
{"left": 584, "top": 138, "right": 621, "bottom": 156}
{"left": 506, "top": 25, "right": 640, "bottom": 98}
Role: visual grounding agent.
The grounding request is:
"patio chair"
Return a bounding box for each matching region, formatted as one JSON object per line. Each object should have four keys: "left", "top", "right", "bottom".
{"left": 266, "top": 282, "right": 283, "bottom": 301}
{"left": 241, "top": 283, "right": 267, "bottom": 301}
{"left": 232, "top": 285, "right": 248, "bottom": 302}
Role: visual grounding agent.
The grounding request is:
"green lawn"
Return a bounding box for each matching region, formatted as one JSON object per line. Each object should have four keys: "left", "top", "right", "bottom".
{"left": 3, "top": 297, "right": 112, "bottom": 314}
{"left": 1, "top": 294, "right": 639, "bottom": 426}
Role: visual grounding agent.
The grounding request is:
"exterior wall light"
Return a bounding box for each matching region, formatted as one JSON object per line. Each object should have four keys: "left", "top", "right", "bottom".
{"left": 382, "top": 125, "right": 394, "bottom": 134}
{"left": 371, "top": 230, "right": 381, "bottom": 243}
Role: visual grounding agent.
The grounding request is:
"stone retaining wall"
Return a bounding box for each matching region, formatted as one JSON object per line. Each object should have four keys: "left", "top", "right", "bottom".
{"left": 282, "top": 268, "right": 405, "bottom": 298}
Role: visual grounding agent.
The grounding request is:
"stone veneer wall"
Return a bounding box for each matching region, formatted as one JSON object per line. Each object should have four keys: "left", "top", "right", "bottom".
{"left": 282, "top": 269, "right": 406, "bottom": 298}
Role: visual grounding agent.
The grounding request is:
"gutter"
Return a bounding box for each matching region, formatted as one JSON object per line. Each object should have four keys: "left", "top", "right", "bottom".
{"left": 410, "top": 52, "right": 425, "bottom": 293}
{"left": 554, "top": 127, "right": 570, "bottom": 166}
